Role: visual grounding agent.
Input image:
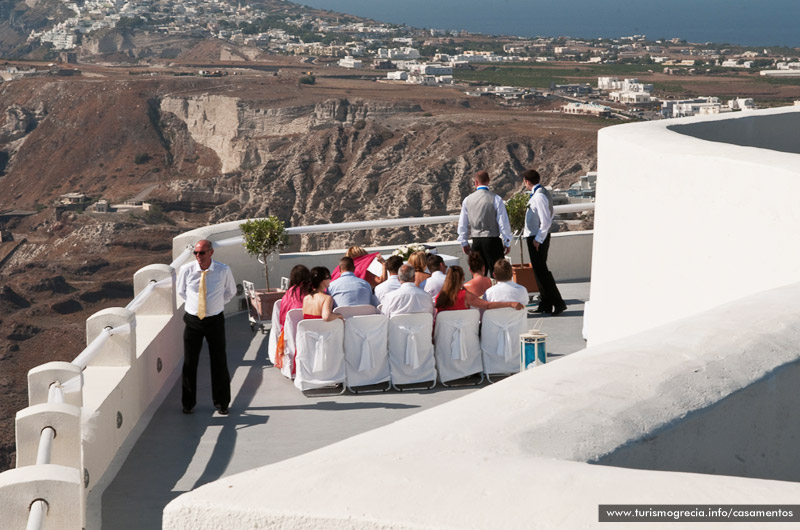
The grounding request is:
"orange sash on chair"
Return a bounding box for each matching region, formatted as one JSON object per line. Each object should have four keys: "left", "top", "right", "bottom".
{"left": 275, "top": 329, "right": 286, "bottom": 369}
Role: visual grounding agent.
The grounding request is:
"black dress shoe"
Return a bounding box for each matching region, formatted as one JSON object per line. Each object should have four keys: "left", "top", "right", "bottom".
{"left": 182, "top": 407, "right": 194, "bottom": 415}
{"left": 552, "top": 304, "right": 568, "bottom": 316}
{"left": 533, "top": 307, "right": 552, "bottom": 314}
{"left": 218, "top": 407, "right": 229, "bottom": 416}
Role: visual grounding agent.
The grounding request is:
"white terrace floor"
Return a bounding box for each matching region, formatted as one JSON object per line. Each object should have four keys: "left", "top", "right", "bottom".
{"left": 101, "top": 280, "right": 589, "bottom": 530}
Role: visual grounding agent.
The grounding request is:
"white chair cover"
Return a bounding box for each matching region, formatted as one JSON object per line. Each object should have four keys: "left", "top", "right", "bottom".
{"left": 343, "top": 314, "right": 390, "bottom": 389}
{"left": 281, "top": 308, "right": 303, "bottom": 379}
{"left": 267, "top": 299, "right": 282, "bottom": 365}
{"left": 433, "top": 309, "right": 482, "bottom": 384}
{"left": 387, "top": 313, "right": 436, "bottom": 387}
{"left": 480, "top": 307, "right": 526, "bottom": 377}
{"left": 294, "top": 319, "right": 346, "bottom": 391}
{"left": 333, "top": 304, "right": 378, "bottom": 318}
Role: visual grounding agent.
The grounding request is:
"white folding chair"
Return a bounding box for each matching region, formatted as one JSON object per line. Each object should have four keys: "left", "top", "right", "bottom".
{"left": 433, "top": 309, "right": 483, "bottom": 386}
{"left": 267, "top": 299, "right": 282, "bottom": 365}
{"left": 480, "top": 307, "right": 526, "bottom": 382}
{"left": 387, "top": 313, "right": 436, "bottom": 390}
{"left": 333, "top": 304, "right": 378, "bottom": 319}
{"left": 343, "top": 314, "right": 390, "bottom": 392}
{"left": 294, "top": 319, "right": 346, "bottom": 393}
{"left": 281, "top": 308, "right": 303, "bottom": 380}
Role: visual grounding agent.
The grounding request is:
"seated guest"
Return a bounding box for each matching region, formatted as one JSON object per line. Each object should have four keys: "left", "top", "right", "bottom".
{"left": 374, "top": 255, "right": 404, "bottom": 304}
{"left": 328, "top": 256, "right": 379, "bottom": 307}
{"left": 381, "top": 264, "right": 434, "bottom": 317}
{"left": 435, "top": 266, "right": 524, "bottom": 314}
{"left": 330, "top": 245, "right": 385, "bottom": 288}
{"left": 302, "top": 267, "right": 344, "bottom": 322}
{"left": 408, "top": 251, "right": 431, "bottom": 288}
{"left": 279, "top": 265, "right": 312, "bottom": 327}
{"left": 484, "top": 259, "right": 529, "bottom": 306}
{"left": 275, "top": 265, "right": 312, "bottom": 369}
{"left": 463, "top": 251, "right": 493, "bottom": 298}
{"left": 423, "top": 254, "right": 447, "bottom": 298}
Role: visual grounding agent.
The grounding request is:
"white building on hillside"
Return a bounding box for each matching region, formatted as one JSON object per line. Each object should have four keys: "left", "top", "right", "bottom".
{"left": 338, "top": 56, "right": 362, "bottom": 69}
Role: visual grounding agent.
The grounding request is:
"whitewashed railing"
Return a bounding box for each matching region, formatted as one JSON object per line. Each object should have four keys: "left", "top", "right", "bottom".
{"left": 0, "top": 210, "right": 594, "bottom": 530}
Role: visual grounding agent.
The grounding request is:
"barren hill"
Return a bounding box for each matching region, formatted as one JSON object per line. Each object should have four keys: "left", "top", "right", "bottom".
{"left": 0, "top": 62, "right": 601, "bottom": 470}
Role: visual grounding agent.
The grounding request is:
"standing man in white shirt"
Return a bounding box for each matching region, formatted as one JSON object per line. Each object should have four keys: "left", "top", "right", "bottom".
{"left": 457, "top": 170, "right": 512, "bottom": 278}
{"left": 484, "top": 259, "right": 529, "bottom": 306}
{"left": 374, "top": 255, "right": 404, "bottom": 305}
{"left": 522, "top": 169, "right": 567, "bottom": 315}
{"left": 423, "top": 254, "right": 447, "bottom": 298}
{"left": 177, "top": 239, "right": 237, "bottom": 415}
{"left": 381, "top": 264, "right": 435, "bottom": 317}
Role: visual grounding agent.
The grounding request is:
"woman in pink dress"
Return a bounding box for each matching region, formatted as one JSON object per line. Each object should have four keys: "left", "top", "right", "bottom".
{"left": 435, "top": 266, "right": 524, "bottom": 314}
{"left": 275, "top": 265, "right": 311, "bottom": 369}
{"left": 302, "top": 266, "right": 344, "bottom": 322}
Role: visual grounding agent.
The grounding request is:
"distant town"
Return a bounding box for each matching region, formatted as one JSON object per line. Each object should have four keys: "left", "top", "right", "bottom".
{"left": 11, "top": 0, "right": 800, "bottom": 121}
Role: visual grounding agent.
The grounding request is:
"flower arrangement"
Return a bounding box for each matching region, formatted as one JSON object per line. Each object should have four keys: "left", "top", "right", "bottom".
{"left": 391, "top": 243, "right": 427, "bottom": 260}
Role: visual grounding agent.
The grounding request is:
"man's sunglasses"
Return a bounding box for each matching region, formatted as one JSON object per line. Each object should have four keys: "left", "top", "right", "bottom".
{"left": 193, "top": 251, "right": 207, "bottom": 256}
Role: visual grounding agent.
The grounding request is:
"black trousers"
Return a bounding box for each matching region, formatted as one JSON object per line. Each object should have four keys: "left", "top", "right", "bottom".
{"left": 471, "top": 237, "right": 505, "bottom": 279}
{"left": 526, "top": 235, "right": 565, "bottom": 312}
{"left": 182, "top": 312, "right": 231, "bottom": 410}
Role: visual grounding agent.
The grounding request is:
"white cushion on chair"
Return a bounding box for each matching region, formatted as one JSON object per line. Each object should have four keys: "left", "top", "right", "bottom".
{"left": 387, "top": 313, "right": 436, "bottom": 386}
{"left": 334, "top": 304, "right": 378, "bottom": 318}
{"left": 281, "top": 308, "right": 303, "bottom": 379}
{"left": 480, "top": 307, "right": 526, "bottom": 377}
{"left": 267, "top": 299, "right": 282, "bottom": 365}
{"left": 294, "top": 319, "right": 346, "bottom": 391}
{"left": 433, "top": 309, "right": 482, "bottom": 383}
{"left": 343, "top": 314, "right": 390, "bottom": 388}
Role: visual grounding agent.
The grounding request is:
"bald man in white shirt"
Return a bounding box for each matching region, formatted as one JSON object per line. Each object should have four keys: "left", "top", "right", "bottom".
{"left": 381, "top": 264, "right": 434, "bottom": 317}
{"left": 177, "top": 239, "right": 237, "bottom": 415}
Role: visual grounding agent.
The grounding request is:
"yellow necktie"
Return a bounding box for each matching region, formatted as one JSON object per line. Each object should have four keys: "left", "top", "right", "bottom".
{"left": 198, "top": 270, "right": 207, "bottom": 319}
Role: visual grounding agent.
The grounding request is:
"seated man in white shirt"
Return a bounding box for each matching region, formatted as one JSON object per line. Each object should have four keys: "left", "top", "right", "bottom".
{"left": 423, "top": 253, "right": 447, "bottom": 298}
{"left": 381, "top": 264, "right": 435, "bottom": 317}
{"left": 328, "top": 256, "right": 379, "bottom": 307}
{"left": 374, "top": 255, "right": 404, "bottom": 305}
{"left": 484, "top": 259, "right": 529, "bottom": 306}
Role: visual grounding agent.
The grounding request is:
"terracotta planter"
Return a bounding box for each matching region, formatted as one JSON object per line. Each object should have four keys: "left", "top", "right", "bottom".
{"left": 253, "top": 288, "right": 285, "bottom": 318}
{"left": 512, "top": 263, "right": 539, "bottom": 293}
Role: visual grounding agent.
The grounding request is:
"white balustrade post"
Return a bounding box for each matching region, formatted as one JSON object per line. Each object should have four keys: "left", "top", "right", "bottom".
{"left": 132, "top": 264, "right": 176, "bottom": 316}
{"left": 15, "top": 403, "right": 82, "bottom": 470}
{"left": 84, "top": 308, "right": 136, "bottom": 368}
{"left": 0, "top": 465, "right": 82, "bottom": 529}
{"left": 27, "top": 363, "right": 83, "bottom": 408}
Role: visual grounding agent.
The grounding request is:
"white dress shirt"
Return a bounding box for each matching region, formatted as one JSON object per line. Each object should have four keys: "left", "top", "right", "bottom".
{"left": 374, "top": 274, "right": 401, "bottom": 304}
{"left": 484, "top": 280, "right": 530, "bottom": 306}
{"left": 423, "top": 270, "right": 447, "bottom": 298}
{"left": 178, "top": 260, "right": 237, "bottom": 317}
{"left": 523, "top": 185, "right": 554, "bottom": 244}
{"left": 380, "top": 282, "right": 435, "bottom": 317}
{"left": 457, "top": 186, "right": 513, "bottom": 248}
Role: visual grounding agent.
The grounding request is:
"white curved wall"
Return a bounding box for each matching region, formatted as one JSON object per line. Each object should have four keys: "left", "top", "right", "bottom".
{"left": 588, "top": 106, "right": 800, "bottom": 346}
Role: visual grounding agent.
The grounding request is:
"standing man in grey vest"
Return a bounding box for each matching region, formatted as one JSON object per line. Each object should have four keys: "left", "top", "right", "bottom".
{"left": 457, "top": 170, "right": 512, "bottom": 278}
{"left": 522, "top": 169, "right": 567, "bottom": 315}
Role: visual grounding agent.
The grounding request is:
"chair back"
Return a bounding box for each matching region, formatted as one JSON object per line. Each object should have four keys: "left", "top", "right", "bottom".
{"left": 281, "top": 308, "right": 304, "bottom": 379}
{"left": 480, "top": 307, "right": 526, "bottom": 378}
{"left": 433, "top": 309, "right": 482, "bottom": 384}
{"left": 267, "top": 299, "right": 282, "bottom": 365}
{"left": 387, "top": 313, "right": 436, "bottom": 387}
{"left": 333, "top": 304, "right": 378, "bottom": 318}
{"left": 294, "top": 319, "right": 346, "bottom": 391}
{"left": 343, "top": 314, "right": 390, "bottom": 389}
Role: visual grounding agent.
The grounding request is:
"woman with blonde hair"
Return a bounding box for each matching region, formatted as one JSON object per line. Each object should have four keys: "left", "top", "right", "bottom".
{"left": 435, "top": 266, "right": 524, "bottom": 313}
{"left": 408, "top": 251, "right": 431, "bottom": 288}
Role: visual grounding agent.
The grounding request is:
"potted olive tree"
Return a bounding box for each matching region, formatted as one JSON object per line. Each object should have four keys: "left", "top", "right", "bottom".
{"left": 505, "top": 191, "right": 539, "bottom": 293}
{"left": 241, "top": 216, "right": 288, "bottom": 317}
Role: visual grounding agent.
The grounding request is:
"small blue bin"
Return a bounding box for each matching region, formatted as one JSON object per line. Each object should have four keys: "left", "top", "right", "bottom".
{"left": 520, "top": 332, "right": 547, "bottom": 370}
